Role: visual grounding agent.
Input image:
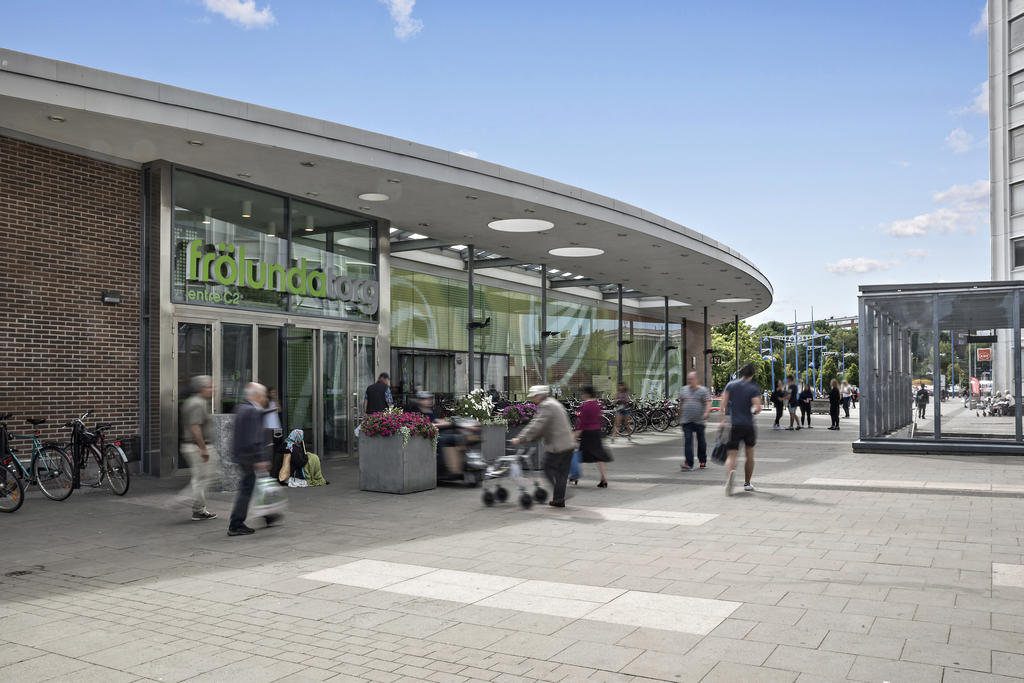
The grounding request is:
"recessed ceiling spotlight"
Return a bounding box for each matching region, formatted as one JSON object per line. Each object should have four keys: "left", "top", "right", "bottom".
{"left": 359, "top": 206, "right": 372, "bottom": 211}
{"left": 47, "top": 114, "right": 66, "bottom": 123}
{"left": 569, "top": 242, "right": 580, "bottom": 246}
{"left": 575, "top": 221, "right": 588, "bottom": 226}
{"left": 187, "top": 139, "right": 204, "bottom": 146}
{"left": 358, "top": 193, "right": 389, "bottom": 202}
{"left": 465, "top": 195, "right": 478, "bottom": 200}
{"left": 617, "top": 233, "right": 628, "bottom": 237}
{"left": 549, "top": 247, "right": 604, "bottom": 257}
{"left": 306, "top": 191, "right": 319, "bottom": 197}
{"left": 618, "top": 258, "right": 628, "bottom": 262}
{"left": 237, "top": 172, "right": 252, "bottom": 179}
{"left": 386, "top": 178, "right": 401, "bottom": 184}
{"left": 501, "top": 244, "right": 510, "bottom": 249}
{"left": 488, "top": 219, "right": 554, "bottom": 233}
{"left": 717, "top": 297, "right": 752, "bottom": 303}
{"left": 524, "top": 208, "right": 536, "bottom": 213}
{"left": 417, "top": 222, "right": 430, "bottom": 228}
{"left": 300, "top": 161, "right": 316, "bottom": 167}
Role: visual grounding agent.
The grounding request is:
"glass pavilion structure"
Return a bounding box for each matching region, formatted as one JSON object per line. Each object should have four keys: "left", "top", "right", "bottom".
{"left": 857, "top": 281, "right": 1024, "bottom": 455}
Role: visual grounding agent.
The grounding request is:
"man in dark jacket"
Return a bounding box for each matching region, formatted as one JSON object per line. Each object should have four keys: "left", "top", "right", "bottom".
{"left": 229, "top": 382, "right": 271, "bottom": 536}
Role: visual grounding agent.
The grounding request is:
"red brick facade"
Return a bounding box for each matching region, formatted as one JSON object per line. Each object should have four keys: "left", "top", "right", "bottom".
{"left": 0, "top": 135, "right": 141, "bottom": 446}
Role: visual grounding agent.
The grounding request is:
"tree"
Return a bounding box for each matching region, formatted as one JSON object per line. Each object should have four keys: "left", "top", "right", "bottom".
{"left": 845, "top": 363, "right": 859, "bottom": 386}
{"left": 711, "top": 320, "right": 765, "bottom": 392}
{"left": 820, "top": 356, "right": 839, "bottom": 390}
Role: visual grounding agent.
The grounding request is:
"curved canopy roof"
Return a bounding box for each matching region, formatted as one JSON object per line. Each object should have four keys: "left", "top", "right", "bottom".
{"left": 0, "top": 48, "right": 772, "bottom": 324}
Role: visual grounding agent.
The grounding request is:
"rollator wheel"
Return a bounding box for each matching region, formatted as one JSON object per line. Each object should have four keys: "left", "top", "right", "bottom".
{"left": 519, "top": 492, "right": 533, "bottom": 509}
{"left": 495, "top": 486, "right": 508, "bottom": 503}
{"left": 533, "top": 486, "right": 548, "bottom": 503}
{"left": 482, "top": 490, "right": 495, "bottom": 507}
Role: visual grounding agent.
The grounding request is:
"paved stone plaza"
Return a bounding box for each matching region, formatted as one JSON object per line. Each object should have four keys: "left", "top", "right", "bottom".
{"left": 2, "top": 408, "right": 1024, "bottom": 682}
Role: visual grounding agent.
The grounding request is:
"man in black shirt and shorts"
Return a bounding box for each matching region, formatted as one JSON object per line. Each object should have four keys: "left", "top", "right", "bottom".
{"left": 719, "top": 363, "right": 762, "bottom": 496}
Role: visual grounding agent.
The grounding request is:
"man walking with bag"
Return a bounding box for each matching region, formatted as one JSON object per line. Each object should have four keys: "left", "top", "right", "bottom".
{"left": 719, "top": 363, "right": 762, "bottom": 496}
{"left": 228, "top": 382, "right": 272, "bottom": 536}
{"left": 510, "top": 385, "right": 576, "bottom": 507}
{"left": 679, "top": 371, "right": 711, "bottom": 471}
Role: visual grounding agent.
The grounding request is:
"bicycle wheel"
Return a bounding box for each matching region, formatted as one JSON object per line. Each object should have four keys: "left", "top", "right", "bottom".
{"left": 33, "top": 445, "right": 74, "bottom": 501}
{"left": 0, "top": 464, "right": 24, "bottom": 512}
{"left": 102, "top": 444, "right": 130, "bottom": 496}
{"left": 652, "top": 410, "right": 670, "bottom": 432}
{"left": 620, "top": 415, "right": 635, "bottom": 437}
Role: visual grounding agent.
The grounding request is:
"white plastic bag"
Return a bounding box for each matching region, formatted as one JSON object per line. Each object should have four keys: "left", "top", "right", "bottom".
{"left": 251, "top": 474, "right": 288, "bottom": 517}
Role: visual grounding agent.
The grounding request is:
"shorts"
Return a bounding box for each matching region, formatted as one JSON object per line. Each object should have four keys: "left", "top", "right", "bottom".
{"left": 616, "top": 408, "right": 630, "bottom": 416}
{"left": 787, "top": 405, "right": 798, "bottom": 414}
{"left": 726, "top": 423, "right": 757, "bottom": 450}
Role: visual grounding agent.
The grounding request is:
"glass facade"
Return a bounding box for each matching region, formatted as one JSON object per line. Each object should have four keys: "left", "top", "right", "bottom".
{"left": 391, "top": 268, "right": 684, "bottom": 399}
{"left": 859, "top": 284, "right": 1024, "bottom": 449}
{"left": 172, "top": 169, "right": 378, "bottom": 321}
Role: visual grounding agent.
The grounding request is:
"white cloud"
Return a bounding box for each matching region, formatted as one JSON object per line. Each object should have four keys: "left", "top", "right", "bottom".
{"left": 945, "top": 127, "right": 975, "bottom": 153}
{"left": 971, "top": 2, "right": 988, "bottom": 37}
{"left": 954, "top": 81, "right": 989, "bottom": 115}
{"left": 456, "top": 149, "right": 479, "bottom": 158}
{"left": 884, "top": 179, "right": 988, "bottom": 237}
{"left": 202, "top": 0, "right": 274, "bottom": 28}
{"left": 826, "top": 258, "right": 899, "bottom": 275}
{"left": 380, "top": 0, "right": 423, "bottom": 40}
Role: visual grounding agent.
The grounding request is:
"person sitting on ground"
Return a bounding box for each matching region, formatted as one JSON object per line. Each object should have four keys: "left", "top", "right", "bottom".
{"left": 281, "top": 429, "right": 328, "bottom": 487}
{"left": 412, "top": 392, "right": 460, "bottom": 475}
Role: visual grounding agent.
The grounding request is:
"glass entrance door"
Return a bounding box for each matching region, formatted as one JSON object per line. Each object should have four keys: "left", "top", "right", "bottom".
{"left": 322, "top": 331, "right": 349, "bottom": 458}
{"left": 284, "top": 327, "right": 317, "bottom": 447}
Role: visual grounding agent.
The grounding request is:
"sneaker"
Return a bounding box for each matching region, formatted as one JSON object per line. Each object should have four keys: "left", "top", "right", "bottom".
{"left": 699, "top": 463, "right": 707, "bottom": 469}
{"left": 795, "top": 426, "right": 802, "bottom": 430}
{"left": 680, "top": 465, "right": 694, "bottom": 472}
{"left": 744, "top": 482, "right": 755, "bottom": 492}
{"left": 192, "top": 510, "right": 217, "bottom": 521}
{"left": 785, "top": 427, "right": 794, "bottom": 431}
{"left": 227, "top": 525, "right": 255, "bottom": 536}
{"left": 807, "top": 426, "right": 814, "bottom": 429}
{"left": 725, "top": 470, "right": 735, "bottom": 496}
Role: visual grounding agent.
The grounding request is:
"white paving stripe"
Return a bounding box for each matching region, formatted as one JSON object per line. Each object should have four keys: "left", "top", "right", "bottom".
{"left": 993, "top": 563, "right": 1024, "bottom": 588}
{"left": 302, "top": 559, "right": 740, "bottom": 635}
{"left": 803, "top": 477, "right": 1024, "bottom": 493}
{"left": 574, "top": 507, "right": 718, "bottom": 525}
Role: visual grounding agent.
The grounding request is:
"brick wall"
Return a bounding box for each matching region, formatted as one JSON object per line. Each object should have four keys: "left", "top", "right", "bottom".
{"left": 0, "top": 135, "right": 141, "bottom": 447}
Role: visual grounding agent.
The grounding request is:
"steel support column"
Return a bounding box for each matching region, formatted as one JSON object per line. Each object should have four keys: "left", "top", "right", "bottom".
{"left": 617, "top": 284, "right": 624, "bottom": 386}
{"left": 734, "top": 314, "right": 739, "bottom": 377}
{"left": 682, "top": 318, "right": 688, "bottom": 378}
{"left": 858, "top": 298, "right": 869, "bottom": 438}
{"left": 541, "top": 264, "right": 548, "bottom": 385}
{"left": 467, "top": 245, "right": 475, "bottom": 391}
{"left": 703, "top": 306, "right": 709, "bottom": 389}
{"left": 664, "top": 297, "right": 670, "bottom": 399}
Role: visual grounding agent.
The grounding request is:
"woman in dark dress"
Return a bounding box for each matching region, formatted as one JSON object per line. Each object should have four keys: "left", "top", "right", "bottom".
{"left": 827, "top": 379, "right": 841, "bottom": 430}
{"left": 575, "top": 386, "right": 613, "bottom": 487}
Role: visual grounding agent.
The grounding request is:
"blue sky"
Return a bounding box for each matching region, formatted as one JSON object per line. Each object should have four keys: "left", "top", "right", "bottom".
{"left": 2, "top": 1, "right": 990, "bottom": 324}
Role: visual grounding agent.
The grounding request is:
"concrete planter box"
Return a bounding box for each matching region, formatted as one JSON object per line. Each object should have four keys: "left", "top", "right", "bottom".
{"left": 480, "top": 423, "right": 507, "bottom": 463}
{"left": 359, "top": 434, "right": 436, "bottom": 494}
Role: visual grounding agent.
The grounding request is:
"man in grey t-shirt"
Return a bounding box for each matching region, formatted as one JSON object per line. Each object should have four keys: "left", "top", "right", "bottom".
{"left": 178, "top": 376, "right": 219, "bottom": 521}
{"left": 679, "top": 372, "right": 711, "bottom": 471}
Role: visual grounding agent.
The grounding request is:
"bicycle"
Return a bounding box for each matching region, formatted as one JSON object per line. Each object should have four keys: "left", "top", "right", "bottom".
{"left": 1, "top": 413, "right": 75, "bottom": 501}
{"left": 0, "top": 446, "right": 25, "bottom": 513}
{"left": 65, "top": 412, "right": 130, "bottom": 496}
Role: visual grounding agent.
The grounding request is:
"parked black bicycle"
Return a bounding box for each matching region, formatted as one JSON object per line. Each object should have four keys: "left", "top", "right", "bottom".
{"left": 65, "top": 412, "right": 130, "bottom": 496}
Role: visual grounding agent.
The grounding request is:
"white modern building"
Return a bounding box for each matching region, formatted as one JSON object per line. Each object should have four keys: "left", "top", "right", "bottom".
{"left": 987, "top": 0, "right": 1024, "bottom": 391}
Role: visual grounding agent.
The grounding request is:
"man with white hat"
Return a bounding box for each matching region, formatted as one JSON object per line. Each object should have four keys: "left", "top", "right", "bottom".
{"left": 510, "top": 385, "right": 576, "bottom": 507}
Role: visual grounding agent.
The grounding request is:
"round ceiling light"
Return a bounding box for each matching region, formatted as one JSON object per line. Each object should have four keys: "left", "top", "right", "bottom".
{"left": 488, "top": 218, "right": 554, "bottom": 233}
{"left": 716, "top": 297, "right": 752, "bottom": 303}
{"left": 357, "top": 193, "right": 389, "bottom": 202}
{"left": 548, "top": 247, "right": 604, "bottom": 257}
